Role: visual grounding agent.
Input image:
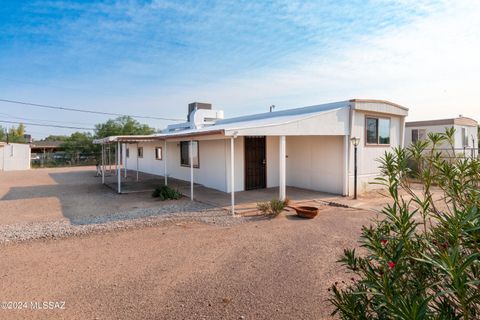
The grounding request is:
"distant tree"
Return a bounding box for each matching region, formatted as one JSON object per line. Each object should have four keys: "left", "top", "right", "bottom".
{"left": 60, "top": 132, "right": 96, "bottom": 165}
{"left": 0, "top": 125, "right": 5, "bottom": 142}
{"left": 0, "top": 123, "right": 28, "bottom": 143}
{"left": 94, "top": 116, "right": 155, "bottom": 138}
{"left": 43, "top": 135, "right": 68, "bottom": 142}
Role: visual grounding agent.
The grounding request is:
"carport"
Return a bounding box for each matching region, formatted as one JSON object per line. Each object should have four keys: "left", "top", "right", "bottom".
{"left": 94, "top": 136, "right": 166, "bottom": 194}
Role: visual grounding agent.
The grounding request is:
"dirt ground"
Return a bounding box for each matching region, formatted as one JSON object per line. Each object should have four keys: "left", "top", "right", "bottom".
{"left": 0, "top": 167, "right": 381, "bottom": 319}
{"left": 0, "top": 166, "right": 167, "bottom": 225}
{"left": 0, "top": 206, "right": 374, "bottom": 320}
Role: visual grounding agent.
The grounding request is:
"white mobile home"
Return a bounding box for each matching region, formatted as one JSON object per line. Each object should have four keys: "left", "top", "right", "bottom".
{"left": 405, "top": 117, "right": 478, "bottom": 152}
{"left": 96, "top": 99, "right": 408, "bottom": 202}
{"left": 0, "top": 142, "right": 31, "bottom": 171}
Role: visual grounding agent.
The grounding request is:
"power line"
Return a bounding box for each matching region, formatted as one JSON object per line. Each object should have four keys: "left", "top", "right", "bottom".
{"left": 0, "top": 98, "right": 184, "bottom": 121}
{"left": 0, "top": 120, "right": 94, "bottom": 131}
{"left": 0, "top": 112, "right": 96, "bottom": 126}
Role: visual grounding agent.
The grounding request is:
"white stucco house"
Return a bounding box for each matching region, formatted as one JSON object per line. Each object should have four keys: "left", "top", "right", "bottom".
{"left": 0, "top": 142, "right": 31, "bottom": 171}
{"left": 95, "top": 99, "right": 408, "bottom": 210}
{"left": 405, "top": 116, "right": 478, "bottom": 154}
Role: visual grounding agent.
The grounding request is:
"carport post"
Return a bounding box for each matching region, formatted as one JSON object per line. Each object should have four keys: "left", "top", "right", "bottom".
{"left": 190, "top": 139, "right": 194, "bottom": 201}
{"left": 279, "top": 135, "right": 286, "bottom": 201}
{"left": 136, "top": 143, "right": 139, "bottom": 182}
{"left": 108, "top": 145, "right": 111, "bottom": 174}
{"left": 230, "top": 137, "right": 235, "bottom": 215}
{"left": 117, "top": 141, "right": 121, "bottom": 194}
{"left": 164, "top": 140, "right": 168, "bottom": 186}
{"left": 101, "top": 143, "right": 105, "bottom": 184}
{"left": 114, "top": 143, "right": 117, "bottom": 176}
{"left": 124, "top": 143, "right": 127, "bottom": 178}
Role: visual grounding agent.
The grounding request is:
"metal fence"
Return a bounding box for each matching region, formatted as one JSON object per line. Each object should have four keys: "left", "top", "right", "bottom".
{"left": 31, "top": 151, "right": 98, "bottom": 168}
{"left": 422, "top": 147, "right": 479, "bottom": 160}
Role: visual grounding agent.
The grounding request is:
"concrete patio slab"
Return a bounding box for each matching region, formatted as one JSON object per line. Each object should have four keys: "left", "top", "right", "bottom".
{"left": 103, "top": 169, "right": 347, "bottom": 214}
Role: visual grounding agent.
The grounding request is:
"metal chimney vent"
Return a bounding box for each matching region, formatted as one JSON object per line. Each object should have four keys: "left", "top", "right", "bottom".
{"left": 188, "top": 102, "right": 212, "bottom": 121}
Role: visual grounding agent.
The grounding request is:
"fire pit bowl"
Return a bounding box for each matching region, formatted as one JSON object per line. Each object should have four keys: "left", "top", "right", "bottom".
{"left": 289, "top": 206, "right": 319, "bottom": 219}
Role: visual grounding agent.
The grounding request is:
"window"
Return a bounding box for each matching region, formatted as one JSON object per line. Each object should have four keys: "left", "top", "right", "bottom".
{"left": 180, "top": 141, "right": 199, "bottom": 168}
{"left": 137, "top": 147, "right": 143, "bottom": 158}
{"left": 155, "top": 147, "right": 163, "bottom": 160}
{"left": 126, "top": 147, "right": 129, "bottom": 158}
{"left": 412, "top": 129, "right": 426, "bottom": 143}
{"left": 366, "top": 117, "right": 390, "bottom": 145}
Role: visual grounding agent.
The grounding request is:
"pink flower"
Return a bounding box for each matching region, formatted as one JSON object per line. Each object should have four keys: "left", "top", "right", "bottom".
{"left": 388, "top": 261, "right": 395, "bottom": 269}
{"left": 380, "top": 239, "right": 388, "bottom": 246}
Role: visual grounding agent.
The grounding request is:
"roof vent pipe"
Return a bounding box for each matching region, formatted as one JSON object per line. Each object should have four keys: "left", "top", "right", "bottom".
{"left": 270, "top": 105, "right": 276, "bottom": 112}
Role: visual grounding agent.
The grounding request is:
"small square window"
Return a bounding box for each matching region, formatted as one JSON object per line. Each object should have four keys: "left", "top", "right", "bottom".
{"left": 412, "top": 129, "right": 426, "bottom": 143}
{"left": 155, "top": 147, "right": 163, "bottom": 160}
{"left": 137, "top": 147, "right": 143, "bottom": 158}
{"left": 126, "top": 148, "right": 130, "bottom": 158}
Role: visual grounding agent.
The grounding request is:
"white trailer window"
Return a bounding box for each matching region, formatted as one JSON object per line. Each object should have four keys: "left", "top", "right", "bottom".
{"left": 366, "top": 117, "right": 390, "bottom": 145}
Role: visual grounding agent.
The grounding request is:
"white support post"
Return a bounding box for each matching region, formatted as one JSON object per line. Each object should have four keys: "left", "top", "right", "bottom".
{"left": 190, "top": 139, "right": 194, "bottom": 201}
{"left": 108, "top": 146, "right": 111, "bottom": 174}
{"left": 279, "top": 135, "right": 286, "bottom": 201}
{"left": 101, "top": 144, "right": 105, "bottom": 184}
{"left": 124, "top": 143, "right": 127, "bottom": 179}
{"left": 343, "top": 135, "right": 349, "bottom": 196}
{"left": 136, "top": 143, "right": 139, "bottom": 182}
{"left": 230, "top": 137, "right": 235, "bottom": 215}
{"left": 114, "top": 143, "right": 117, "bottom": 176}
{"left": 164, "top": 140, "right": 168, "bottom": 186}
{"left": 117, "top": 142, "right": 121, "bottom": 194}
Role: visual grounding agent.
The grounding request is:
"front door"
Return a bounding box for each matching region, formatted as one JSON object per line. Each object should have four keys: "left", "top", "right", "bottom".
{"left": 245, "top": 136, "right": 266, "bottom": 190}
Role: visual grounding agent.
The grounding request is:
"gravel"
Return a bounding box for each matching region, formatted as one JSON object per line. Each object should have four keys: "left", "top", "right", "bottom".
{"left": 0, "top": 201, "right": 246, "bottom": 245}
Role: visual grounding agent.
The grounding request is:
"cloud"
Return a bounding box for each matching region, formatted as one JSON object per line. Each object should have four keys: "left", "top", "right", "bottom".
{"left": 1, "top": 0, "right": 479, "bottom": 136}
{"left": 148, "top": 0, "right": 479, "bottom": 122}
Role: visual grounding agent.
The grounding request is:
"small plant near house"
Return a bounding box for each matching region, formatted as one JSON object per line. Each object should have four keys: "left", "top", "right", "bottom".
{"left": 152, "top": 185, "right": 182, "bottom": 201}
{"left": 257, "top": 198, "right": 290, "bottom": 217}
{"left": 330, "top": 129, "right": 480, "bottom": 319}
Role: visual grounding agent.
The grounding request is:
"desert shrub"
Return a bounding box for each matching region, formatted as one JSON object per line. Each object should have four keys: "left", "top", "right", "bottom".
{"left": 152, "top": 185, "right": 182, "bottom": 201}
{"left": 330, "top": 129, "right": 480, "bottom": 319}
{"left": 257, "top": 198, "right": 290, "bottom": 217}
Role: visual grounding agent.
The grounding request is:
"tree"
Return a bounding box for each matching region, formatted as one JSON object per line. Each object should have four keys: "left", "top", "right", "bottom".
{"left": 330, "top": 129, "right": 480, "bottom": 318}
{"left": 60, "top": 132, "right": 96, "bottom": 165}
{"left": 94, "top": 116, "right": 155, "bottom": 138}
{"left": 0, "top": 126, "right": 5, "bottom": 142}
{"left": 43, "top": 135, "right": 68, "bottom": 142}
{"left": 0, "top": 123, "right": 28, "bottom": 143}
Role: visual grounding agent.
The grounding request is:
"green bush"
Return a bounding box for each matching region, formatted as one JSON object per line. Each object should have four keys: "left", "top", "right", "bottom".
{"left": 257, "top": 198, "right": 290, "bottom": 217}
{"left": 152, "top": 185, "right": 182, "bottom": 201}
{"left": 330, "top": 129, "right": 480, "bottom": 318}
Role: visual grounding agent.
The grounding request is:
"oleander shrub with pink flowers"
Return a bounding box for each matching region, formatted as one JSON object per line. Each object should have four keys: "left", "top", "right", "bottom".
{"left": 330, "top": 129, "right": 480, "bottom": 319}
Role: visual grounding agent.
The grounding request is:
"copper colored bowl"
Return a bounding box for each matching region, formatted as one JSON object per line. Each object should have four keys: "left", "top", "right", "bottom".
{"left": 290, "top": 206, "right": 319, "bottom": 219}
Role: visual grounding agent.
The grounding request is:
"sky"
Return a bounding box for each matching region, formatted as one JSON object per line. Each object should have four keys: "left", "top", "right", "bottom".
{"left": 0, "top": 0, "right": 479, "bottom": 139}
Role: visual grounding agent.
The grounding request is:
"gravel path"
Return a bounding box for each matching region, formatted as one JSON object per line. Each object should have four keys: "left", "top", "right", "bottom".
{"left": 0, "top": 201, "right": 245, "bottom": 245}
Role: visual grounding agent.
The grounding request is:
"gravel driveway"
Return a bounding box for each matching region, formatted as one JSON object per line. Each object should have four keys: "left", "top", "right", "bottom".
{"left": 0, "top": 167, "right": 245, "bottom": 244}
{"left": 0, "top": 205, "right": 374, "bottom": 320}
{"left": 0, "top": 166, "right": 378, "bottom": 319}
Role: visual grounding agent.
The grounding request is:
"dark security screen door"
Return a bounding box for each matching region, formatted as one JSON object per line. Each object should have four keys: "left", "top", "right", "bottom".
{"left": 244, "top": 136, "right": 266, "bottom": 190}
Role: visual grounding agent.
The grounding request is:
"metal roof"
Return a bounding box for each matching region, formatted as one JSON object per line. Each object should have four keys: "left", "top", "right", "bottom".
{"left": 94, "top": 99, "right": 407, "bottom": 143}
{"left": 406, "top": 117, "right": 478, "bottom": 127}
